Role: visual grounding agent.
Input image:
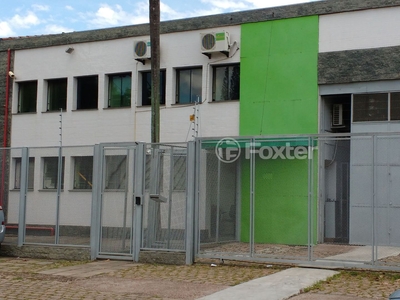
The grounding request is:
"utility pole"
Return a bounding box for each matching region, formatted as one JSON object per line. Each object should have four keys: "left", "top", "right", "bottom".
{"left": 150, "top": 0, "right": 160, "bottom": 143}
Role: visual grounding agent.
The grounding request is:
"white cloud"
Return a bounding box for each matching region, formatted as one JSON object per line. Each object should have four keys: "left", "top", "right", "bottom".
{"left": 44, "top": 24, "right": 74, "bottom": 34}
{"left": 65, "top": 5, "right": 74, "bottom": 11}
{"left": 200, "top": 0, "right": 248, "bottom": 10}
{"left": 86, "top": 3, "right": 149, "bottom": 28}
{"left": 0, "top": 21, "right": 16, "bottom": 37}
{"left": 10, "top": 12, "right": 41, "bottom": 28}
{"left": 32, "top": 4, "right": 50, "bottom": 11}
{"left": 87, "top": 4, "right": 129, "bottom": 26}
{"left": 243, "top": 0, "right": 315, "bottom": 8}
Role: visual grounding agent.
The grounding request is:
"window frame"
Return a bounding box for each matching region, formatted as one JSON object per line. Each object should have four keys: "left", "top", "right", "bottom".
{"left": 352, "top": 92, "right": 400, "bottom": 123}
{"left": 47, "top": 78, "right": 67, "bottom": 112}
{"left": 175, "top": 67, "right": 202, "bottom": 104}
{"left": 108, "top": 73, "right": 132, "bottom": 108}
{"left": 212, "top": 63, "right": 240, "bottom": 102}
{"left": 18, "top": 80, "right": 38, "bottom": 113}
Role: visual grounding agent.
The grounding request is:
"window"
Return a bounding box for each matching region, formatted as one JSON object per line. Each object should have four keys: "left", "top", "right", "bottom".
{"left": 43, "top": 157, "right": 65, "bottom": 189}
{"left": 77, "top": 75, "right": 98, "bottom": 109}
{"left": 108, "top": 73, "right": 131, "bottom": 108}
{"left": 18, "top": 81, "right": 37, "bottom": 113}
{"left": 14, "top": 158, "right": 35, "bottom": 189}
{"left": 47, "top": 78, "right": 67, "bottom": 111}
{"left": 73, "top": 156, "right": 93, "bottom": 189}
{"left": 351, "top": 92, "right": 400, "bottom": 122}
{"left": 391, "top": 93, "right": 400, "bottom": 121}
{"left": 105, "top": 155, "right": 126, "bottom": 189}
{"left": 176, "top": 68, "right": 202, "bottom": 104}
{"left": 141, "top": 70, "right": 166, "bottom": 106}
{"left": 212, "top": 64, "right": 240, "bottom": 101}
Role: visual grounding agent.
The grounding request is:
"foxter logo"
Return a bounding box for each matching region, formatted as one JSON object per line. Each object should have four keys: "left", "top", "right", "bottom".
{"left": 215, "top": 138, "right": 315, "bottom": 163}
{"left": 215, "top": 138, "right": 241, "bottom": 163}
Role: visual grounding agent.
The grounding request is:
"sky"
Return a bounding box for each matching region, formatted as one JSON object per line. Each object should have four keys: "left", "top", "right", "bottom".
{"left": 0, "top": 0, "right": 319, "bottom": 38}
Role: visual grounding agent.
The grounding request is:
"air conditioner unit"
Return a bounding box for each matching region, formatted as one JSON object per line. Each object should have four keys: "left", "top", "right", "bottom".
{"left": 201, "top": 31, "right": 230, "bottom": 56}
{"left": 134, "top": 40, "right": 151, "bottom": 59}
{"left": 332, "top": 104, "right": 344, "bottom": 127}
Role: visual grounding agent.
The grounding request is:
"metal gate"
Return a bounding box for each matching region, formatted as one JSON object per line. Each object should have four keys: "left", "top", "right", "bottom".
{"left": 91, "top": 143, "right": 145, "bottom": 260}
{"left": 90, "top": 142, "right": 193, "bottom": 262}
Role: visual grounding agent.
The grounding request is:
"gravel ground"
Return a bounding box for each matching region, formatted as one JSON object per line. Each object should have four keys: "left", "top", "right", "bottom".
{"left": 1, "top": 256, "right": 400, "bottom": 299}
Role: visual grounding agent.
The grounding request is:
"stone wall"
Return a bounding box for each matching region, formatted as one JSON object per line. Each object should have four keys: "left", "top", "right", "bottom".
{"left": 0, "top": 244, "right": 91, "bottom": 261}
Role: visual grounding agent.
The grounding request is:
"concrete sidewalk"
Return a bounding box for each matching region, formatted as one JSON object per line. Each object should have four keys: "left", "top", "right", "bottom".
{"left": 197, "top": 267, "right": 338, "bottom": 300}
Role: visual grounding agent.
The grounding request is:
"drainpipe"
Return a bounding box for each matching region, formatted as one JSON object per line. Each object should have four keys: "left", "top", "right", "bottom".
{"left": 1, "top": 49, "right": 11, "bottom": 207}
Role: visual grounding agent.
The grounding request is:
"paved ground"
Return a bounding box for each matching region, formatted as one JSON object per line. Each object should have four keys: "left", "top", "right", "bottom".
{"left": 1, "top": 256, "right": 400, "bottom": 299}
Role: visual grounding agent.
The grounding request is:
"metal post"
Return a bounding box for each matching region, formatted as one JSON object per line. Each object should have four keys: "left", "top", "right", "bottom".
{"left": 249, "top": 138, "right": 255, "bottom": 257}
{"left": 216, "top": 159, "right": 221, "bottom": 242}
{"left": 372, "top": 135, "right": 377, "bottom": 264}
{"left": 90, "top": 144, "right": 103, "bottom": 260}
{"left": 55, "top": 110, "right": 63, "bottom": 244}
{"left": 121, "top": 148, "right": 130, "bottom": 251}
{"left": 17, "top": 147, "right": 29, "bottom": 247}
{"left": 193, "top": 139, "right": 201, "bottom": 258}
{"left": 167, "top": 147, "right": 174, "bottom": 249}
{"left": 133, "top": 142, "right": 145, "bottom": 262}
{"left": 308, "top": 137, "right": 314, "bottom": 261}
{"left": 185, "top": 141, "right": 196, "bottom": 265}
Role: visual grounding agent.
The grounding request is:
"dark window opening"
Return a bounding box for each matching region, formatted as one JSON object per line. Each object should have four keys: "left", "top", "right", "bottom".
{"left": 142, "top": 70, "right": 166, "bottom": 106}
{"left": 77, "top": 76, "right": 98, "bottom": 110}
{"left": 18, "top": 81, "right": 37, "bottom": 113}
{"left": 47, "top": 78, "right": 67, "bottom": 111}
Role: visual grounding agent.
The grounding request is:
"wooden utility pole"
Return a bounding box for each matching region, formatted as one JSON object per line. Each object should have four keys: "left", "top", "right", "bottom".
{"left": 150, "top": 0, "right": 160, "bottom": 143}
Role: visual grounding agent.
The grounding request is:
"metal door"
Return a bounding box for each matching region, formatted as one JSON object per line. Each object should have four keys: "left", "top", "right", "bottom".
{"left": 95, "top": 143, "right": 143, "bottom": 259}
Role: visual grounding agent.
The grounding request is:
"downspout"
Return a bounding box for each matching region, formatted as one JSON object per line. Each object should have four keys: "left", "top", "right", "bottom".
{"left": 1, "top": 49, "right": 11, "bottom": 207}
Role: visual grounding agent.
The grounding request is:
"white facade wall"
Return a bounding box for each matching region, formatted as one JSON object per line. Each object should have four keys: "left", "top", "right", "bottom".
{"left": 8, "top": 26, "right": 240, "bottom": 227}
{"left": 319, "top": 6, "right": 400, "bottom": 53}
{"left": 11, "top": 26, "right": 240, "bottom": 147}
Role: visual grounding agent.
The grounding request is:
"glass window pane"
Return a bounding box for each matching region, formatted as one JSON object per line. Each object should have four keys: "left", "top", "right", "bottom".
{"left": 178, "top": 69, "right": 191, "bottom": 104}
{"left": 18, "top": 81, "right": 37, "bottom": 113}
{"left": 14, "top": 158, "right": 35, "bottom": 189}
{"left": 43, "top": 157, "right": 64, "bottom": 189}
{"left": 213, "top": 64, "right": 240, "bottom": 101}
{"left": 177, "top": 68, "right": 202, "bottom": 104}
{"left": 74, "top": 156, "right": 93, "bottom": 189}
{"left": 108, "top": 73, "right": 131, "bottom": 108}
{"left": 353, "top": 93, "right": 388, "bottom": 122}
{"left": 47, "top": 78, "right": 67, "bottom": 111}
{"left": 191, "top": 69, "right": 202, "bottom": 103}
{"left": 391, "top": 92, "right": 400, "bottom": 121}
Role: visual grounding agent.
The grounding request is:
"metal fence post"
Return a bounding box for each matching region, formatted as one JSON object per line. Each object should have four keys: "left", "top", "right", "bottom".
{"left": 133, "top": 142, "right": 145, "bottom": 262}
{"left": 90, "top": 144, "right": 102, "bottom": 260}
{"left": 17, "top": 147, "right": 29, "bottom": 247}
{"left": 185, "top": 141, "right": 196, "bottom": 265}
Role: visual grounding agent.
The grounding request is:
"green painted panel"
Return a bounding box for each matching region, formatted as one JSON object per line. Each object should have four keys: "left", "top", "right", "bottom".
{"left": 240, "top": 16, "right": 319, "bottom": 135}
{"left": 239, "top": 16, "right": 319, "bottom": 245}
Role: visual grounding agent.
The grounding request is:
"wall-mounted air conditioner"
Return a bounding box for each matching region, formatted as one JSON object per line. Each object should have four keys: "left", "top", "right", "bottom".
{"left": 201, "top": 31, "right": 230, "bottom": 58}
{"left": 134, "top": 40, "right": 151, "bottom": 62}
{"left": 332, "top": 104, "right": 344, "bottom": 127}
